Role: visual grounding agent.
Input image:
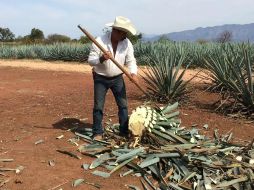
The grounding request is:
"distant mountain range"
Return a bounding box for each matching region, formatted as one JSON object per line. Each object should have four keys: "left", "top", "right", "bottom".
{"left": 143, "top": 23, "right": 254, "bottom": 42}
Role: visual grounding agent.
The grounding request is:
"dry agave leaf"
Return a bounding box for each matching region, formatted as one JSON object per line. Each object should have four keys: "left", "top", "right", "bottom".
{"left": 164, "top": 111, "right": 180, "bottom": 119}
{"left": 148, "top": 153, "right": 180, "bottom": 158}
{"left": 0, "top": 166, "right": 24, "bottom": 174}
{"left": 168, "top": 182, "right": 184, "bottom": 190}
{"left": 92, "top": 170, "right": 110, "bottom": 178}
{"left": 16, "top": 166, "right": 25, "bottom": 174}
{"left": 82, "top": 163, "right": 89, "bottom": 170}
{"left": 143, "top": 175, "right": 157, "bottom": 190}
{"left": 121, "top": 156, "right": 160, "bottom": 177}
{"left": 56, "top": 150, "right": 81, "bottom": 160}
{"left": 138, "top": 156, "right": 160, "bottom": 168}
{"left": 116, "top": 147, "right": 144, "bottom": 163}
{"left": 161, "top": 102, "right": 179, "bottom": 114}
{"left": 48, "top": 181, "right": 68, "bottom": 190}
{"left": 203, "top": 169, "right": 212, "bottom": 190}
{"left": 130, "top": 137, "right": 140, "bottom": 148}
{"left": 48, "top": 160, "right": 55, "bottom": 166}
{"left": 89, "top": 152, "right": 110, "bottom": 169}
{"left": 75, "top": 132, "right": 93, "bottom": 141}
{"left": 148, "top": 163, "right": 167, "bottom": 186}
{"left": 0, "top": 159, "right": 14, "bottom": 162}
{"left": 120, "top": 169, "right": 133, "bottom": 177}
{"left": 140, "top": 178, "right": 150, "bottom": 190}
{"left": 83, "top": 181, "right": 101, "bottom": 189}
{"left": 79, "top": 118, "right": 88, "bottom": 122}
{"left": 78, "top": 143, "right": 107, "bottom": 154}
{"left": 0, "top": 167, "right": 16, "bottom": 172}
{"left": 110, "top": 156, "right": 136, "bottom": 175}
{"left": 161, "top": 143, "right": 197, "bottom": 151}
{"left": 84, "top": 143, "right": 106, "bottom": 150}
{"left": 203, "top": 124, "right": 209, "bottom": 130}
{"left": 151, "top": 129, "right": 176, "bottom": 142}
{"left": 34, "top": 139, "right": 44, "bottom": 145}
{"left": 103, "top": 164, "right": 115, "bottom": 171}
{"left": 67, "top": 137, "right": 79, "bottom": 146}
{"left": 215, "top": 176, "right": 248, "bottom": 188}
{"left": 162, "top": 130, "right": 188, "bottom": 144}
{"left": 125, "top": 184, "right": 141, "bottom": 190}
{"left": 72, "top": 178, "right": 84, "bottom": 187}
{"left": 56, "top": 135, "right": 64, "bottom": 139}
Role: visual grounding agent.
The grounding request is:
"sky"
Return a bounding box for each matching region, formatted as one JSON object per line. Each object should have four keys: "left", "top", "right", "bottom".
{"left": 1, "top": 0, "right": 254, "bottom": 39}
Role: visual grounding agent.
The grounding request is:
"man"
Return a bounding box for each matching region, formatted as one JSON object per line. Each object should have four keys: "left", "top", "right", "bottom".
{"left": 88, "top": 16, "right": 138, "bottom": 140}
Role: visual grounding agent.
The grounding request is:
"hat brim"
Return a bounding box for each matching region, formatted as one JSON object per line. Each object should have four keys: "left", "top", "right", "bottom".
{"left": 105, "top": 22, "right": 137, "bottom": 35}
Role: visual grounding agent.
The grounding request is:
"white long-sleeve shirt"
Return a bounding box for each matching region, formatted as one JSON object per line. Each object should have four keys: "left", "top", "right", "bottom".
{"left": 88, "top": 32, "right": 137, "bottom": 77}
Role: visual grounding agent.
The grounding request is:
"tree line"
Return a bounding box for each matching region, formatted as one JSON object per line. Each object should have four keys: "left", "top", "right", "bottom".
{"left": 1, "top": 26, "right": 231, "bottom": 44}
{"left": 0, "top": 27, "right": 142, "bottom": 44}
{"left": 0, "top": 27, "right": 93, "bottom": 44}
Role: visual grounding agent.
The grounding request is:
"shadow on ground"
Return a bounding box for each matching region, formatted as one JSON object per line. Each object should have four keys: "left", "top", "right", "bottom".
{"left": 52, "top": 117, "right": 93, "bottom": 133}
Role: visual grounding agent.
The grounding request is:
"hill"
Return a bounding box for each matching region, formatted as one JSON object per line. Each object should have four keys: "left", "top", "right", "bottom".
{"left": 143, "top": 23, "right": 254, "bottom": 42}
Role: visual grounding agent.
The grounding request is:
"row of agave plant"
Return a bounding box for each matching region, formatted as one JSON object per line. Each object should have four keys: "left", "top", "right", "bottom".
{"left": 0, "top": 43, "right": 90, "bottom": 62}
{"left": 1, "top": 41, "right": 219, "bottom": 67}
{"left": 135, "top": 40, "right": 254, "bottom": 114}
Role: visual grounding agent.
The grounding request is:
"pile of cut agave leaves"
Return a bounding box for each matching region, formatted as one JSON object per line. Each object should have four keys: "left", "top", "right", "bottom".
{"left": 74, "top": 102, "right": 254, "bottom": 190}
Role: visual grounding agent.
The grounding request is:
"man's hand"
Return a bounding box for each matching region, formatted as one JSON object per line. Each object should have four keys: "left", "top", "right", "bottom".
{"left": 131, "top": 73, "right": 138, "bottom": 84}
{"left": 99, "top": 51, "right": 112, "bottom": 63}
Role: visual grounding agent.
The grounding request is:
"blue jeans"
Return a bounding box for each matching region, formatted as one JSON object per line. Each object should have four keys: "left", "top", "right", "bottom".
{"left": 92, "top": 72, "right": 128, "bottom": 136}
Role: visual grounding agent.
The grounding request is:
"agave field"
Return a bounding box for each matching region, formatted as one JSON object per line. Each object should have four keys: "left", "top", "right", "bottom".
{"left": 1, "top": 41, "right": 253, "bottom": 114}
{"left": 0, "top": 40, "right": 254, "bottom": 189}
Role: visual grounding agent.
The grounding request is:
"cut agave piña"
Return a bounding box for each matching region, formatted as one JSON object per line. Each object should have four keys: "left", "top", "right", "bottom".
{"left": 128, "top": 102, "right": 180, "bottom": 137}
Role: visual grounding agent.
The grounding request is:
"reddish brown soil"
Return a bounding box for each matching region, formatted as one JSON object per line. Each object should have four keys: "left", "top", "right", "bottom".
{"left": 0, "top": 61, "right": 253, "bottom": 190}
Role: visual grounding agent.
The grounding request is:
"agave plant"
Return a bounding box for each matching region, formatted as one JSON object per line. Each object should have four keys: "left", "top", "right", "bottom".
{"left": 204, "top": 44, "right": 237, "bottom": 91}
{"left": 204, "top": 43, "right": 254, "bottom": 112}
{"left": 140, "top": 43, "right": 192, "bottom": 103}
{"left": 227, "top": 43, "right": 254, "bottom": 110}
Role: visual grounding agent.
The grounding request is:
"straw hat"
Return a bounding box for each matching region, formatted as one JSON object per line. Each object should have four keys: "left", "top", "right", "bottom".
{"left": 106, "top": 16, "right": 137, "bottom": 35}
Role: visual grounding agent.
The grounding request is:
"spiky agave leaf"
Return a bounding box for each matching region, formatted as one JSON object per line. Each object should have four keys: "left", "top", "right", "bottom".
{"left": 140, "top": 43, "right": 192, "bottom": 103}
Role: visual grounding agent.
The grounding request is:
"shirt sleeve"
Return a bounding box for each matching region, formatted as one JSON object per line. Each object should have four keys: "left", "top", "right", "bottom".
{"left": 125, "top": 40, "right": 138, "bottom": 75}
{"left": 87, "top": 38, "right": 102, "bottom": 66}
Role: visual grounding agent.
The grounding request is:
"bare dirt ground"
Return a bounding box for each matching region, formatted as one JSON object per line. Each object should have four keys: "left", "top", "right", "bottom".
{"left": 0, "top": 59, "right": 253, "bottom": 190}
